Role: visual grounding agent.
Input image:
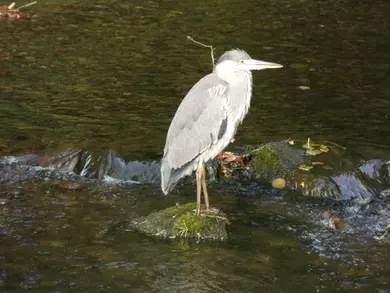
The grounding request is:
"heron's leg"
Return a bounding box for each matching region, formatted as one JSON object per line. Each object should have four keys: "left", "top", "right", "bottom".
{"left": 201, "top": 161, "right": 210, "bottom": 210}
{"left": 195, "top": 162, "right": 202, "bottom": 216}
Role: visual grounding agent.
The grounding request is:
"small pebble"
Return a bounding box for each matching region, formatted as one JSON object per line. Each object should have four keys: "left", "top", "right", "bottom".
{"left": 272, "top": 178, "right": 286, "bottom": 189}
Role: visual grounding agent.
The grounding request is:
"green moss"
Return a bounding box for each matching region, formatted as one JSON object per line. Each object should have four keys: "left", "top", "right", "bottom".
{"left": 247, "top": 141, "right": 306, "bottom": 186}
{"left": 253, "top": 146, "right": 279, "bottom": 164}
{"left": 167, "top": 202, "right": 197, "bottom": 218}
{"left": 251, "top": 145, "right": 285, "bottom": 182}
{"left": 133, "top": 202, "right": 229, "bottom": 240}
{"left": 173, "top": 214, "right": 203, "bottom": 237}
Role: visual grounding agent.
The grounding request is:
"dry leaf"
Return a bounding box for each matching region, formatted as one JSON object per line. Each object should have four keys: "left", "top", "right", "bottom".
{"left": 299, "top": 164, "right": 313, "bottom": 171}
{"left": 320, "top": 144, "right": 329, "bottom": 152}
{"left": 312, "top": 161, "right": 325, "bottom": 165}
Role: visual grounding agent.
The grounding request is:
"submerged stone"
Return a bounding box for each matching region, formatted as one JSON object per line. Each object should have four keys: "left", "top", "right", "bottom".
{"left": 132, "top": 202, "right": 229, "bottom": 240}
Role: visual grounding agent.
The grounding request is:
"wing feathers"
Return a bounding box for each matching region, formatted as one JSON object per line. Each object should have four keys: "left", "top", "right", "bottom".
{"left": 162, "top": 73, "right": 229, "bottom": 177}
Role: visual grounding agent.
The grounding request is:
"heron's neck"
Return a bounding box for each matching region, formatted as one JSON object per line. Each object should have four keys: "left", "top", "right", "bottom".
{"left": 214, "top": 68, "right": 253, "bottom": 114}
{"left": 218, "top": 70, "right": 252, "bottom": 124}
{"left": 233, "top": 71, "right": 252, "bottom": 118}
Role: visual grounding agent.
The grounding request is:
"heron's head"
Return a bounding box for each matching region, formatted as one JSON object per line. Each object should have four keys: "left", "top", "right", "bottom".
{"left": 215, "top": 49, "right": 282, "bottom": 82}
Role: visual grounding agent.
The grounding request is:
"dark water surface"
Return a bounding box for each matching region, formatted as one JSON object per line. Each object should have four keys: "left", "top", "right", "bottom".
{"left": 1, "top": 0, "right": 390, "bottom": 292}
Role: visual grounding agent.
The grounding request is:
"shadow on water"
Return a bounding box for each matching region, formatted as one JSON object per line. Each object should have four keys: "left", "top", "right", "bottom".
{"left": 1, "top": 0, "right": 390, "bottom": 292}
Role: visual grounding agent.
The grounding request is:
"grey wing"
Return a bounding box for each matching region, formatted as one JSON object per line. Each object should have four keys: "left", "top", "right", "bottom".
{"left": 164, "top": 73, "right": 229, "bottom": 169}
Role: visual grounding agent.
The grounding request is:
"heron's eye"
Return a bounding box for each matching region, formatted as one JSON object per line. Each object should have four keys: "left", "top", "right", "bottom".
{"left": 239, "top": 60, "right": 244, "bottom": 64}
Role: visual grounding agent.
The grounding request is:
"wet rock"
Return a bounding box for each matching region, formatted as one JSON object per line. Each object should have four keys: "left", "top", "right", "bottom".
{"left": 246, "top": 141, "right": 304, "bottom": 185}
{"left": 101, "top": 153, "right": 160, "bottom": 183}
{"left": 299, "top": 159, "right": 390, "bottom": 203}
{"left": 240, "top": 141, "right": 389, "bottom": 203}
{"left": 32, "top": 148, "right": 83, "bottom": 172}
{"left": 132, "top": 202, "right": 229, "bottom": 241}
{"left": 25, "top": 148, "right": 161, "bottom": 183}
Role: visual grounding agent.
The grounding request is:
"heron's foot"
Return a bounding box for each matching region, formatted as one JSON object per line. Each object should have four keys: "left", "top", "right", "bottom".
{"left": 199, "top": 208, "right": 230, "bottom": 224}
{"left": 195, "top": 208, "right": 201, "bottom": 216}
{"left": 195, "top": 204, "right": 210, "bottom": 216}
{"left": 215, "top": 152, "right": 243, "bottom": 164}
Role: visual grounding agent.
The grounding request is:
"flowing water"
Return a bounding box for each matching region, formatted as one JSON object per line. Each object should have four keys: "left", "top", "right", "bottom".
{"left": 1, "top": 0, "right": 390, "bottom": 292}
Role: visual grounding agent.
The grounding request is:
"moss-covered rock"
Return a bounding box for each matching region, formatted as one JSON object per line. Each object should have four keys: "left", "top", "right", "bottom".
{"left": 251, "top": 145, "right": 286, "bottom": 182}
{"left": 132, "top": 202, "right": 229, "bottom": 240}
{"left": 243, "top": 140, "right": 388, "bottom": 202}
{"left": 247, "top": 142, "right": 304, "bottom": 186}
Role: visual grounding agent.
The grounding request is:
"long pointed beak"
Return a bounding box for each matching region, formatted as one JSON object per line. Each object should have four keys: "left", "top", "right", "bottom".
{"left": 243, "top": 59, "right": 283, "bottom": 70}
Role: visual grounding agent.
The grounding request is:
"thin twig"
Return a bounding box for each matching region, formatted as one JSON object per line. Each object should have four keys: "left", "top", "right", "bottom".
{"left": 8, "top": 2, "right": 16, "bottom": 9}
{"left": 18, "top": 1, "right": 37, "bottom": 9}
{"left": 323, "top": 140, "right": 347, "bottom": 150}
{"left": 186, "top": 35, "right": 215, "bottom": 69}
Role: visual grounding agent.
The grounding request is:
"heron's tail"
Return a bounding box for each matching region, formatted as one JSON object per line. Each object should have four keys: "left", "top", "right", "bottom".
{"left": 160, "top": 156, "right": 195, "bottom": 195}
{"left": 160, "top": 158, "right": 173, "bottom": 195}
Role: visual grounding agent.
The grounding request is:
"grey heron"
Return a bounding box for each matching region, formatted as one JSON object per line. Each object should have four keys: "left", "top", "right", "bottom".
{"left": 161, "top": 49, "right": 283, "bottom": 215}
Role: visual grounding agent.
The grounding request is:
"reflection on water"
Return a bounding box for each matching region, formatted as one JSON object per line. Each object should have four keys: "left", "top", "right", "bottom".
{"left": 1, "top": 0, "right": 390, "bottom": 292}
